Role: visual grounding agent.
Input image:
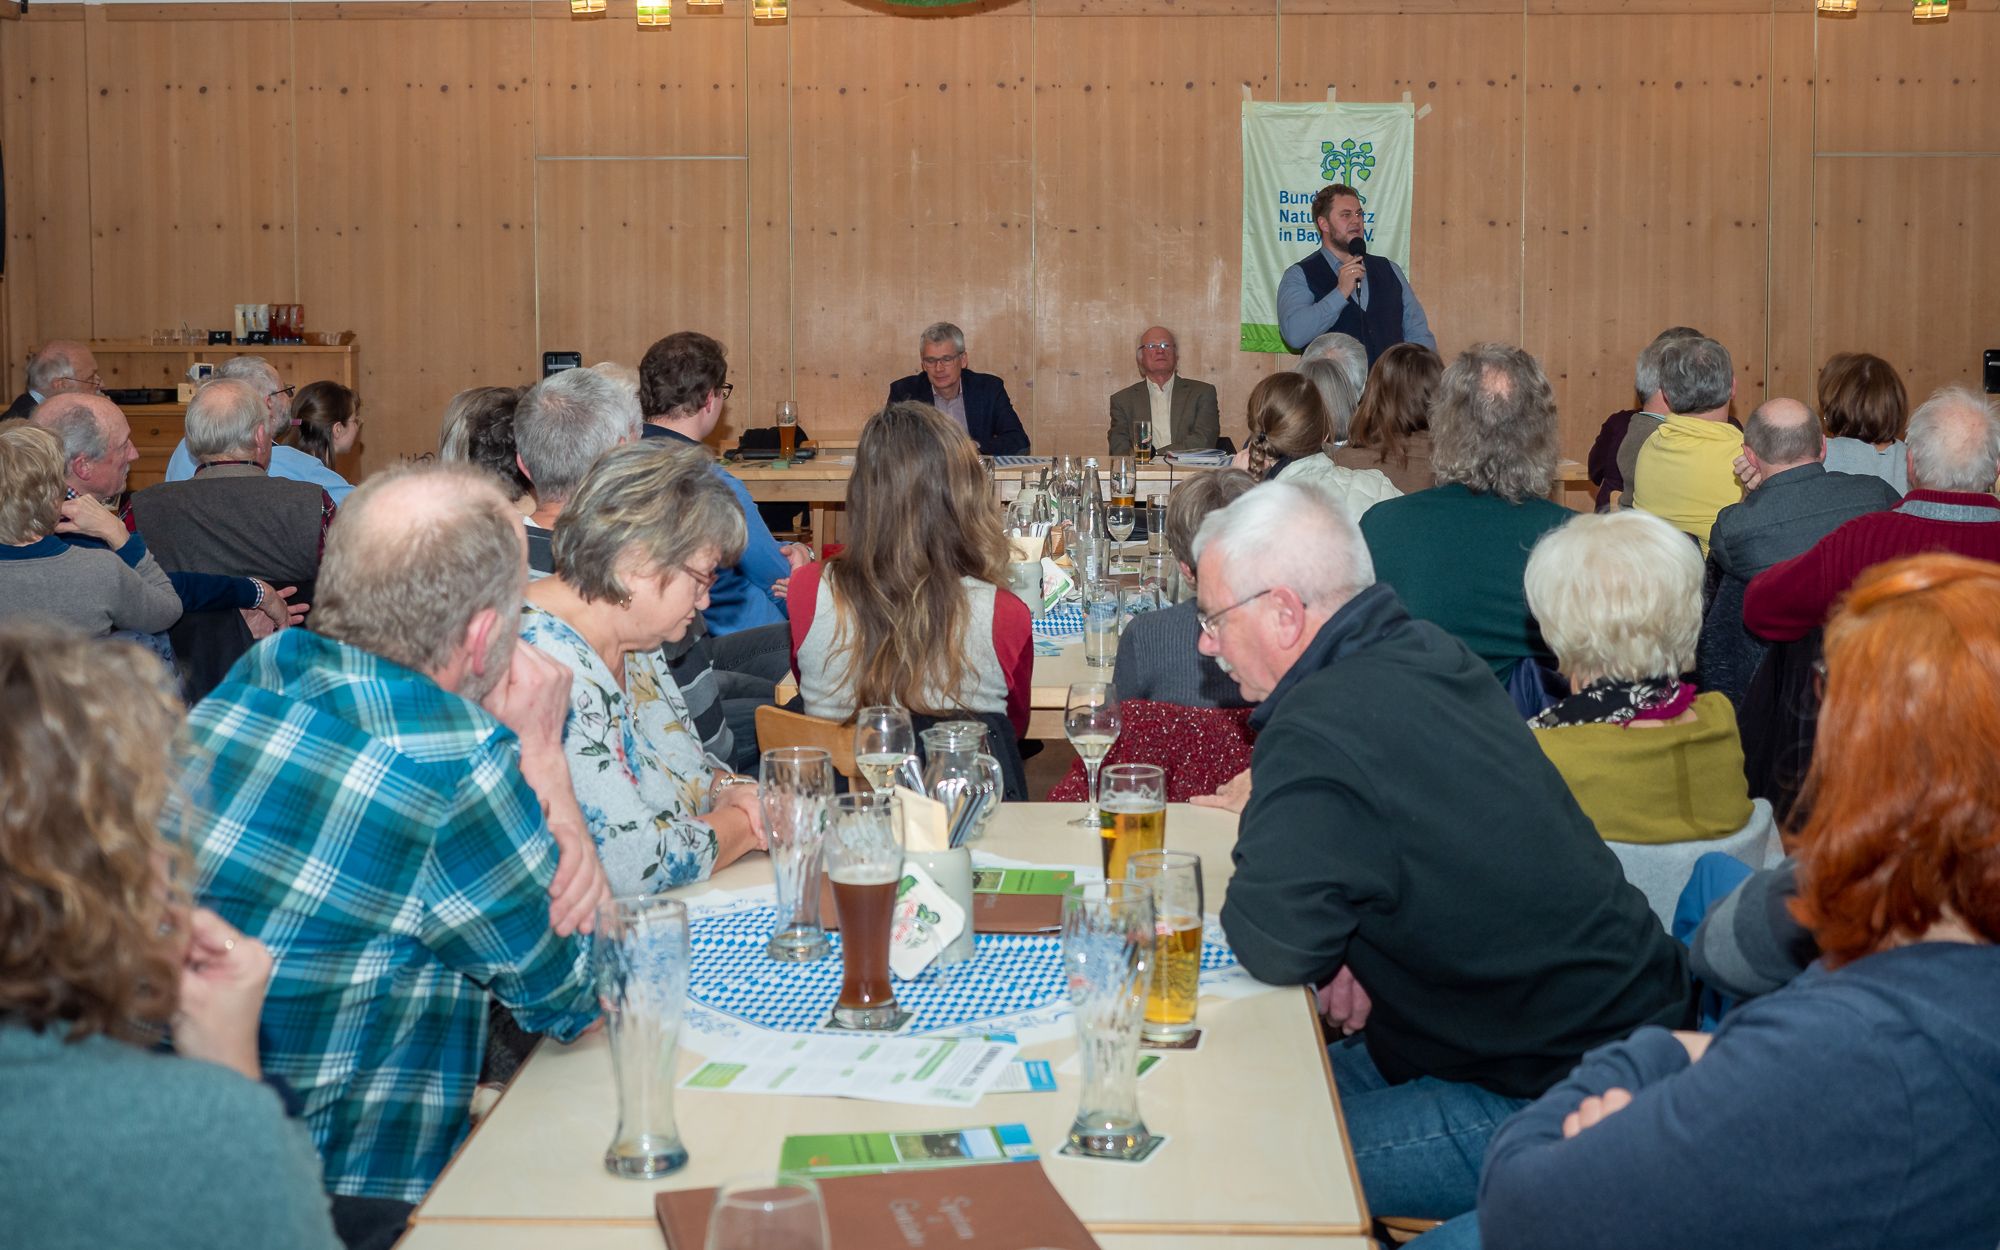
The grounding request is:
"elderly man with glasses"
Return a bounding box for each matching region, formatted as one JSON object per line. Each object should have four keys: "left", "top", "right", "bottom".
{"left": 1187, "top": 479, "right": 1691, "bottom": 1234}
{"left": 162, "top": 355, "right": 354, "bottom": 504}
{"left": 6, "top": 340, "right": 103, "bottom": 422}
{"left": 1107, "top": 325, "right": 1221, "bottom": 458}
{"left": 885, "top": 322, "right": 1030, "bottom": 456}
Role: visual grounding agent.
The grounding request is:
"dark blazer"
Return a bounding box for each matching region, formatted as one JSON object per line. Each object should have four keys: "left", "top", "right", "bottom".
{"left": 4, "top": 391, "right": 38, "bottom": 423}
{"left": 885, "top": 368, "right": 1030, "bottom": 456}
{"left": 1107, "top": 376, "right": 1221, "bottom": 456}
{"left": 1697, "top": 462, "right": 1899, "bottom": 705}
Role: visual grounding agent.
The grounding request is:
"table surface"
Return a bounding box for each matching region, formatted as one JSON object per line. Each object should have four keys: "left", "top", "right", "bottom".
{"left": 414, "top": 804, "right": 1367, "bottom": 1239}
{"left": 395, "top": 1226, "right": 1377, "bottom": 1249}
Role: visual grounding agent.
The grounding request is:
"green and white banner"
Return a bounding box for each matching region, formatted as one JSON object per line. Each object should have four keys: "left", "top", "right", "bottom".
{"left": 1240, "top": 101, "right": 1415, "bottom": 354}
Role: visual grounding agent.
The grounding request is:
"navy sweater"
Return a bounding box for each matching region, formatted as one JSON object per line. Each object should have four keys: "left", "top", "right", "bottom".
{"left": 1479, "top": 941, "right": 2000, "bottom": 1249}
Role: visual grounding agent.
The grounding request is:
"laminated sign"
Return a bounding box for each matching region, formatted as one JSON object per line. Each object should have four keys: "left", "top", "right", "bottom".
{"left": 1240, "top": 101, "right": 1415, "bottom": 353}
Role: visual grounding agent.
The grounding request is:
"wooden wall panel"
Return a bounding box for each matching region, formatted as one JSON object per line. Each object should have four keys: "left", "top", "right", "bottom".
{"left": 786, "top": 8, "right": 1033, "bottom": 443}
{"left": 1524, "top": 13, "right": 1773, "bottom": 454}
{"left": 1, "top": 8, "right": 92, "bottom": 395}
{"left": 84, "top": 9, "right": 296, "bottom": 341}
{"left": 529, "top": 2, "right": 748, "bottom": 158}
{"left": 1030, "top": 12, "right": 1276, "bottom": 456}
{"left": 1280, "top": 12, "right": 1527, "bottom": 355}
{"left": 1765, "top": 10, "right": 1816, "bottom": 402}
{"left": 1813, "top": 155, "right": 1999, "bottom": 397}
{"left": 1817, "top": 10, "right": 1999, "bottom": 152}
{"left": 742, "top": 19, "right": 794, "bottom": 433}
{"left": 293, "top": 13, "right": 536, "bottom": 473}
{"left": 532, "top": 156, "right": 751, "bottom": 403}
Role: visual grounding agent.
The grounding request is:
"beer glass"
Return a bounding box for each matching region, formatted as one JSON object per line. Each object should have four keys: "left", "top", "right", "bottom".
{"left": 1061, "top": 880, "right": 1155, "bottom": 1159}
{"left": 1097, "top": 763, "right": 1166, "bottom": 881}
{"left": 852, "top": 705, "right": 916, "bottom": 794}
{"left": 1127, "top": 850, "right": 1204, "bottom": 1043}
{"left": 776, "top": 400, "right": 799, "bottom": 461}
{"left": 1064, "top": 682, "right": 1121, "bottom": 828}
{"left": 825, "top": 791, "right": 905, "bottom": 1029}
{"left": 1133, "top": 420, "right": 1154, "bottom": 464}
{"left": 704, "top": 1173, "right": 830, "bottom": 1250}
{"left": 596, "top": 896, "right": 692, "bottom": 1178}
{"left": 761, "top": 747, "right": 834, "bottom": 962}
{"left": 1108, "top": 457, "right": 1137, "bottom": 508}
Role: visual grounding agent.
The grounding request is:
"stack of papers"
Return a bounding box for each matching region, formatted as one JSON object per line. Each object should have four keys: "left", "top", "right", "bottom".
{"left": 1162, "top": 449, "right": 1234, "bottom": 467}
{"left": 681, "top": 1033, "right": 1018, "bottom": 1108}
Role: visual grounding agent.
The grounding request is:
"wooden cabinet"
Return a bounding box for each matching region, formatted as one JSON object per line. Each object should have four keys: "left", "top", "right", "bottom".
{"left": 91, "top": 341, "right": 360, "bottom": 491}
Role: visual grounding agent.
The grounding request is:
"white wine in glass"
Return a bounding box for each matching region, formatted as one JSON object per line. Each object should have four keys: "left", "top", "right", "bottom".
{"left": 1064, "top": 681, "right": 1122, "bottom": 828}
{"left": 1105, "top": 504, "right": 1135, "bottom": 571}
{"left": 852, "top": 706, "right": 916, "bottom": 793}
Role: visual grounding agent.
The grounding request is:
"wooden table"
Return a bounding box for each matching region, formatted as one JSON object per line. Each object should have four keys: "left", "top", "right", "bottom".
{"left": 412, "top": 804, "right": 1368, "bottom": 1241}
{"left": 396, "top": 1226, "right": 1377, "bottom": 1249}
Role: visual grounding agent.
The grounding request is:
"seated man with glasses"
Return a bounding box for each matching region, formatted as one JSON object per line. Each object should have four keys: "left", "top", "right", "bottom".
{"left": 164, "top": 356, "right": 354, "bottom": 505}
{"left": 1189, "top": 479, "right": 1691, "bottom": 1234}
{"left": 1108, "top": 325, "right": 1221, "bottom": 457}
{"left": 7, "top": 340, "right": 105, "bottom": 422}
{"left": 885, "top": 322, "right": 1030, "bottom": 457}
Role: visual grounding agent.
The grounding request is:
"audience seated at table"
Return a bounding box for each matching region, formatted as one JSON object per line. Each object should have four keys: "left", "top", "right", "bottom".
{"left": 512, "top": 366, "right": 642, "bottom": 577}
{"left": 183, "top": 463, "right": 607, "bottom": 1241}
{"left": 1360, "top": 343, "right": 1572, "bottom": 682}
{"left": 1300, "top": 330, "right": 1369, "bottom": 397}
{"left": 520, "top": 440, "right": 767, "bottom": 895}
{"left": 1191, "top": 479, "right": 1690, "bottom": 1230}
{"left": 1295, "top": 353, "right": 1360, "bottom": 446}
{"left": 0, "top": 422, "right": 181, "bottom": 640}
{"left": 1744, "top": 386, "right": 2000, "bottom": 642}
{"left": 1333, "top": 342, "right": 1442, "bottom": 495}
{"left": 438, "top": 384, "right": 536, "bottom": 515}
{"left": 1107, "top": 325, "right": 1221, "bottom": 456}
{"left": 1113, "top": 468, "right": 1256, "bottom": 710}
{"left": 1240, "top": 371, "right": 1400, "bottom": 524}
{"left": 0, "top": 627, "right": 343, "bottom": 1250}
{"left": 1476, "top": 554, "right": 2000, "bottom": 1250}
{"left": 885, "top": 321, "right": 1032, "bottom": 457}
{"left": 1591, "top": 325, "right": 1701, "bottom": 511}
{"left": 165, "top": 356, "right": 355, "bottom": 506}
{"left": 282, "top": 380, "right": 362, "bottom": 493}
{"left": 1629, "top": 333, "right": 1744, "bottom": 553}
{"left": 1818, "top": 350, "right": 1912, "bottom": 494}
{"left": 5, "top": 338, "right": 99, "bottom": 422}
{"left": 788, "top": 401, "right": 1033, "bottom": 739}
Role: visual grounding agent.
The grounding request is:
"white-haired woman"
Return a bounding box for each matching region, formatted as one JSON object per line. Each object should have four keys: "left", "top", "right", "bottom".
{"left": 520, "top": 440, "right": 765, "bottom": 895}
{"left": 1523, "top": 509, "right": 1752, "bottom": 844}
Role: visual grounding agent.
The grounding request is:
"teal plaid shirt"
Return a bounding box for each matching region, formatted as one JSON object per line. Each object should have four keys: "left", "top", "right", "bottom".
{"left": 184, "top": 629, "right": 598, "bottom": 1202}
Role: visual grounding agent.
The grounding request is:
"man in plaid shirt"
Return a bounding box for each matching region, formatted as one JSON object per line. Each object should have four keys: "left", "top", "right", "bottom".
{"left": 183, "top": 463, "right": 609, "bottom": 1236}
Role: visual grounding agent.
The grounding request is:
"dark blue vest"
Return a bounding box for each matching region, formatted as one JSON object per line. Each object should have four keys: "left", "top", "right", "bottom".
{"left": 1299, "top": 248, "right": 1405, "bottom": 368}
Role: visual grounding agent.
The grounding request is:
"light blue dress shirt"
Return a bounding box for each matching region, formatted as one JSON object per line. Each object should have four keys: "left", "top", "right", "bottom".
{"left": 166, "top": 439, "right": 354, "bottom": 504}
{"left": 1275, "top": 243, "right": 1437, "bottom": 354}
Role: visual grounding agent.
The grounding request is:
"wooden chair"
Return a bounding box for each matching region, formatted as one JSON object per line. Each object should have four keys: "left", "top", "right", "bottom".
{"left": 753, "top": 706, "right": 860, "bottom": 781}
{"left": 1377, "top": 1217, "right": 1443, "bottom": 1245}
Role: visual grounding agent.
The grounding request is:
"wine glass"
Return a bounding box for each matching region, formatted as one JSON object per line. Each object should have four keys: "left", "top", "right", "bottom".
{"left": 704, "top": 1173, "right": 829, "bottom": 1250}
{"left": 1105, "top": 504, "right": 1135, "bottom": 571}
{"left": 852, "top": 705, "right": 916, "bottom": 793}
{"left": 1065, "top": 681, "right": 1122, "bottom": 829}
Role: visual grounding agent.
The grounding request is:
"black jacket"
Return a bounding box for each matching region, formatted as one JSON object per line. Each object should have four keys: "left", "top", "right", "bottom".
{"left": 1220, "top": 583, "right": 1692, "bottom": 1099}
{"left": 884, "top": 368, "right": 1030, "bottom": 456}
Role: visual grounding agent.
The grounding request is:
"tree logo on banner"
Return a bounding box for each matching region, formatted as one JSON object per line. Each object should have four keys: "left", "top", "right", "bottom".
{"left": 1320, "top": 138, "right": 1376, "bottom": 186}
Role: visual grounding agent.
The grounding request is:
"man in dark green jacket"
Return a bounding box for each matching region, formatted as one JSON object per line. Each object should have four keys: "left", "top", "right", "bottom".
{"left": 1191, "top": 479, "right": 1690, "bottom": 1225}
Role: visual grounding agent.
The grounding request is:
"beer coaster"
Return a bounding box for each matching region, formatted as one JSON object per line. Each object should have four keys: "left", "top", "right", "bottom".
{"left": 1056, "top": 1134, "right": 1169, "bottom": 1165}
{"left": 819, "top": 1008, "right": 917, "bottom": 1035}
{"left": 1141, "top": 1029, "right": 1204, "bottom": 1052}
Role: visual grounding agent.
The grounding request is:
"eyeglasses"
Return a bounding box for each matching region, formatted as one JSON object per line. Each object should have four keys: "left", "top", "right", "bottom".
{"left": 679, "top": 563, "right": 719, "bottom": 593}
{"left": 714, "top": 382, "right": 734, "bottom": 401}
{"left": 1139, "top": 341, "right": 1175, "bottom": 352}
{"left": 921, "top": 353, "right": 964, "bottom": 368}
{"left": 57, "top": 372, "right": 105, "bottom": 392}
{"left": 1197, "top": 588, "right": 1276, "bottom": 638}
{"left": 268, "top": 385, "right": 296, "bottom": 401}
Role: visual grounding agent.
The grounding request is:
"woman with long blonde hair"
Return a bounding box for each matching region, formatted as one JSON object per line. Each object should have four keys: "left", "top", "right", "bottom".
{"left": 788, "top": 401, "right": 1032, "bottom": 736}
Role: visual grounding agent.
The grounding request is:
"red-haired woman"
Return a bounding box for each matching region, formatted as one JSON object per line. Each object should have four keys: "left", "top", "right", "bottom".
{"left": 1469, "top": 553, "right": 2000, "bottom": 1250}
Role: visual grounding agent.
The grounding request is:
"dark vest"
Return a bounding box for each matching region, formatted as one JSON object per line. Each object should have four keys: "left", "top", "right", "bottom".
{"left": 1299, "top": 248, "right": 1405, "bottom": 368}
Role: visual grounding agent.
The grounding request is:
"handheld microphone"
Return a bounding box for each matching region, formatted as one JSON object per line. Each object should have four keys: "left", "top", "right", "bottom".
{"left": 1350, "top": 234, "right": 1367, "bottom": 257}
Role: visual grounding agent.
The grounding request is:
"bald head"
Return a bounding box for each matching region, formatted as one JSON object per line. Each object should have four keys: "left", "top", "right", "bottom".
{"left": 1907, "top": 387, "right": 2000, "bottom": 494}
{"left": 25, "top": 341, "right": 99, "bottom": 400}
{"left": 1742, "top": 398, "right": 1824, "bottom": 475}
{"left": 1136, "top": 325, "right": 1179, "bottom": 385}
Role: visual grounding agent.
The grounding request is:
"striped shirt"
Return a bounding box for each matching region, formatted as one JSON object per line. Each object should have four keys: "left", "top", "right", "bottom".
{"left": 183, "top": 628, "right": 599, "bottom": 1201}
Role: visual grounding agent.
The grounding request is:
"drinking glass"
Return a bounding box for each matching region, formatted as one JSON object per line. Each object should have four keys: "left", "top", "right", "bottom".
{"left": 824, "top": 791, "right": 905, "bottom": 1029}
{"left": 1105, "top": 504, "right": 1136, "bottom": 571}
{"left": 852, "top": 705, "right": 916, "bottom": 794}
{"left": 760, "top": 747, "right": 834, "bottom": 962}
{"left": 1146, "top": 493, "right": 1170, "bottom": 555}
{"left": 1061, "top": 880, "right": 1156, "bottom": 1159}
{"left": 1133, "top": 420, "right": 1154, "bottom": 464}
{"left": 1127, "top": 850, "right": 1204, "bottom": 1043}
{"left": 596, "top": 896, "right": 692, "bottom": 1179}
{"left": 1083, "top": 581, "right": 1122, "bottom": 670}
{"left": 776, "top": 400, "right": 799, "bottom": 461}
{"left": 1064, "top": 681, "right": 1121, "bottom": 828}
{"left": 1098, "top": 763, "right": 1166, "bottom": 881}
{"left": 1108, "top": 457, "right": 1137, "bottom": 508}
{"left": 704, "top": 1173, "right": 830, "bottom": 1250}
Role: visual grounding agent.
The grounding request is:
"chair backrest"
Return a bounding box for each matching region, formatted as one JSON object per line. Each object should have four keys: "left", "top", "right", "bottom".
{"left": 753, "top": 706, "right": 860, "bottom": 780}
{"left": 1607, "top": 798, "right": 1783, "bottom": 929}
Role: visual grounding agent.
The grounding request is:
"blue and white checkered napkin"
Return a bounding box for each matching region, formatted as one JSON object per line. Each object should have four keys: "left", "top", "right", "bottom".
{"left": 1032, "top": 603, "right": 1087, "bottom": 640}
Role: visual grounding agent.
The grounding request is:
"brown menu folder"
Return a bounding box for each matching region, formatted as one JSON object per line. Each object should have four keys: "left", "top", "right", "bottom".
{"left": 654, "top": 1161, "right": 1100, "bottom": 1250}
{"left": 817, "top": 877, "right": 1060, "bottom": 934}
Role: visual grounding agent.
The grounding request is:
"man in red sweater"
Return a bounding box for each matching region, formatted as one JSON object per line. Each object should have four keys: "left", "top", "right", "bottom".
{"left": 1745, "top": 386, "right": 2000, "bottom": 641}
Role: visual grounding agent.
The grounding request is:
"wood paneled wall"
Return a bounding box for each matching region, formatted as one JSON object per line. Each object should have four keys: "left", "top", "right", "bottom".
{"left": 4, "top": 0, "right": 1996, "bottom": 475}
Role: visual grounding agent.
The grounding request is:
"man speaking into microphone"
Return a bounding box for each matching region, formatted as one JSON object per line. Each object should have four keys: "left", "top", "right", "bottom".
{"left": 1276, "top": 183, "right": 1436, "bottom": 365}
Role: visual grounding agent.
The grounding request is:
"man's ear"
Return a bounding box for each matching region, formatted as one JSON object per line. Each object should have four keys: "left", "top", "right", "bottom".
{"left": 463, "top": 607, "right": 501, "bottom": 679}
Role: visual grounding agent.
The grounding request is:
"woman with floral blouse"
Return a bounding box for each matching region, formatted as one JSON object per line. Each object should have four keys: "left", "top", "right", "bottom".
{"left": 519, "top": 440, "right": 765, "bottom": 894}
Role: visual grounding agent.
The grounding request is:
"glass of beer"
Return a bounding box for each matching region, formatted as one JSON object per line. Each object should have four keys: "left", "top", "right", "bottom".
{"left": 1108, "top": 457, "right": 1137, "bottom": 508}
{"left": 825, "top": 791, "right": 905, "bottom": 1029}
{"left": 1097, "top": 763, "right": 1166, "bottom": 881}
{"left": 595, "top": 896, "right": 692, "bottom": 1178}
{"left": 1133, "top": 421, "right": 1154, "bottom": 465}
{"left": 1061, "top": 880, "right": 1155, "bottom": 1159}
{"left": 1126, "top": 851, "right": 1203, "bottom": 1043}
{"left": 776, "top": 400, "right": 799, "bottom": 461}
{"left": 760, "top": 747, "right": 834, "bottom": 962}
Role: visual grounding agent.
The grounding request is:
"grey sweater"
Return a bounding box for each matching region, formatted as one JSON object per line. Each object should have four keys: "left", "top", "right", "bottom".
{"left": 0, "top": 1022, "right": 342, "bottom": 1249}
{"left": 0, "top": 537, "right": 182, "bottom": 637}
{"left": 1111, "top": 599, "right": 1250, "bottom": 710}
